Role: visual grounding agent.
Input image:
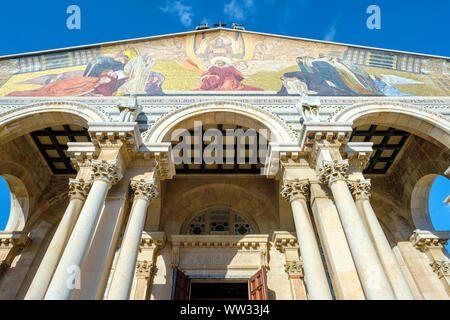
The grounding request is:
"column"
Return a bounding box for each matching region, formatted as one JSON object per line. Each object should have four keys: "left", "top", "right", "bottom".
{"left": 348, "top": 179, "right": 414, "bottom": 300}
{"left": 107, "top": 179, "right": 158, "bottom": 300}
{"left": 318, "top": 160, "right": 395, "bottom": 300}
{"left": 71, "top": 183, "right": 128, "bottom": 300}
{"left": 25, "top": 179, "right": 91, "bottom": 300}
{"left": 44, "top": 160, "right": 122, "bottom": 300}
{"left": 280, "top": 178, "right": 332, "bottom": 300}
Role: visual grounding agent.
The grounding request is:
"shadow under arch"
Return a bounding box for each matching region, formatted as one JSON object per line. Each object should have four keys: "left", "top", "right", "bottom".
{"left": 162, "top": 181, "right": 277, "bottom": 235}
{"left": 143, "top": 101, "right": 297, "bottom": 144}
{"left": 332, "top": 102, "right": 450, "bottom": 149}
{"left": 0, "top": 101, "right": 110, "bottom": 146}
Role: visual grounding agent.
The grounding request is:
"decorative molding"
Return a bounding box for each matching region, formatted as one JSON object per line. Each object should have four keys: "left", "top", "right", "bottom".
{"left": 298, "top": 122, "right": 354, "bottom": 152}
{"left": 284, "top": 260, "right": 304, "bottom": 278}
{"left": 272, "top": 231, "right": 299, "bottom": 252}
{"left": 130, "top": 179, "right": 158, "bottom": 202}
{"left": 68, "top": 178, "right": 92, "bottom": 201}
{"left": 409, "top": 229, "right": 449, "bottom": 252}
{"left": 430, "top": 260, "right": 450, "bottom": 279}
{"left": 347, "top": 179, "right": 371, "bottom": 200}
{"left": 280, "top": 179, "right": 310, "bottom": 202}
{"left": 137, "top": 143, "right": 176, "bottom": 180}
{"left": 142, "top": 100, "right": 298, "bottom": 143}
{"left": 90, "top": 160, "right": 123, "bottom": 185}
{"left": 0, "top": 231, "right": 31, "bottom": 268}
{"left": 318, "top": 160, "right": 349, "bottom": 185}
{"left": 67, "top": 142, "right": 99, "bottom": 169}
{"left": 88, "top": 122, "right": 142, "bottom": 152}
{"left": 170, "top": 234, "right": 269, "bottom": 269}
{"left": 344, "top": 142, "right": 374, "bottom": 171}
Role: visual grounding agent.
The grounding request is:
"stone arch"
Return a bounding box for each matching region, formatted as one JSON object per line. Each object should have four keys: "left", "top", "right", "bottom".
{"left": 143, "top": 101, "right": 297, "bottom": 144}
{"left": 0, "top": 173, "right": 29, "bottom": 232}
{"left": 410, "top": 173, "right": 441, "bottom": 231}
{"left": 331, "top": 102, "right": 450, "bottom": 149}
{"left": 161, "top": 182, "right": 277, "bottom": 235}
{"left": 0, "top": 101, "right": 110, "bottom": 145}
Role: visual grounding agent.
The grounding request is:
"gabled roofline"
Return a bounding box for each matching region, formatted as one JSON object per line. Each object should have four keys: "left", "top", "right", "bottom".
{"left": 0, "top": 27, "right": 448, "bottom": 60}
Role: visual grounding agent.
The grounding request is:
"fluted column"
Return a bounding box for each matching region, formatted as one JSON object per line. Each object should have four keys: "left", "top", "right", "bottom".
{"left": 318, "top": 160, "right": 395, "bottom": 300}
{"left": 45, "top": 160, "right": 122, "bottom": 300}
{"left": 25, "top": 179, "right": 91, "bottom": 300}
{"left": 348, "top": 179, "right": 414, "bottom": 300}
{"left": 280, "top": 179, "right": 332, "bottom": 300}
{"left": 107, "top": 179, "right": 158, "bottom": 300}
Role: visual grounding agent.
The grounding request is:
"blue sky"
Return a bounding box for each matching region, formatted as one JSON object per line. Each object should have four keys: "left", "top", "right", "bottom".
{"left": 0, "top": 1, "right": 448, "bottom": 242}
{"left": 0, "top": 0, "right": 449, "bottom": 57}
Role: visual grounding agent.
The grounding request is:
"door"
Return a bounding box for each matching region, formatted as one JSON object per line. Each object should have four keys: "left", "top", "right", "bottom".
{"left": 248, "top": 267, "right": 268, "bottom": 300}
{"left": 171, "top": 268, "right": 190, "bottom": 300}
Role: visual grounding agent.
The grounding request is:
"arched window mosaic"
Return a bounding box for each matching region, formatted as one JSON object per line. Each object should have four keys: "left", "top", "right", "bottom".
{"left": 188, "top": 209, "right": 254, "bottom": 235}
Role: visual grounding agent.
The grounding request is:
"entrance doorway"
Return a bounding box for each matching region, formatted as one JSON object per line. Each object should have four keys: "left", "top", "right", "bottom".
{"left": 190, "top": 282, "right": 248, "bottom": 300}
{"left": 171, "top": 267, "right": 268, "bottom": 300}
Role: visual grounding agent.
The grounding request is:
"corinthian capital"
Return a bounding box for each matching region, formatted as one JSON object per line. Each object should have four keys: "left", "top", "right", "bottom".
{"left": 280, "top": 179, "right": 310, "bottom": 202}
{"left": 68, "top": 178, "right": 92, "bottom": 201}
{"left": 130, "top": 179, "right": 158, "bottom": 202}
{"left": 318, "top": 160, "right": 349, "bottom": 185}
{"left": 347, "top": 179, "right": 371, "bottom": 200}
{"left": 284, "top": 260, "right": 304, "bottom": 278}
{"left": 430, "top": 260, "right": 450, "bottom": 279}
{"left": 90, "top": 160, "right": 123, "bottom": 185}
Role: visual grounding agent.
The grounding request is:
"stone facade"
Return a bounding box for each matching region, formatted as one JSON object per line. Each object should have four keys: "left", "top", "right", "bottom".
{"left": 0, "top": 28, "right": 449, "bottom": 300}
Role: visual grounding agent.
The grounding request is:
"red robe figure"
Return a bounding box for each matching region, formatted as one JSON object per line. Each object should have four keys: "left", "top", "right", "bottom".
{"left": 198, "top": 57, "right": 262, "bottom": 91}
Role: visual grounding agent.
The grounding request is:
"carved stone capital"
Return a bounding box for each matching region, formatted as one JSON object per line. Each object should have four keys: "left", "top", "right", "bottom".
{"left": 430, "top": 260, "right": 450, "bottom": 279}
{"left": 135, "top": 260, "right": 155, "bottom": 278}
{"left": 409, "top": 229, "right": 449, "bottom": 252}
{"left": 68, "top": 178, "right": 92, "bottom": 201}
{"left": 90, "top": 160, "right": 123, "bottom": 185}
{"left": 280, "top": 179, "right": 310, "bottom": 202}
{"left": 130, "top": 179, "right": 158, "bottom": 202}
{"left": 284, "top": 260, "right": 304, "bottom": 278}
{"left": 318, "top": 159, "right": 349, "bottom": 185}
{"left": 347, "top": 179, "right": 371, "bottom": 200}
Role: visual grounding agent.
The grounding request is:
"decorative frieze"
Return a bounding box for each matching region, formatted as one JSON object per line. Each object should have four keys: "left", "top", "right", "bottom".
{"left": 347, "top": 179, "right": 371, "bottom": 200}
{"left": 284, "top": 260, "right": 304, "bottom": 278}
{"left": 280, "top": 179, "right": 310, "bottom": 202}
{"left": 430, "top": 260, "right": 450, "bottom": 279}
{"left": 90, "top": 159, "right": 123, "bottom": 185}
{"left": 130, "top": 179, "right": 158, "bottom": 202}
{"left": 68, "top": 178, "right": 92, "bottom": 201}
{"left": 318, "top": 159, "right": 349, "bottom": 185}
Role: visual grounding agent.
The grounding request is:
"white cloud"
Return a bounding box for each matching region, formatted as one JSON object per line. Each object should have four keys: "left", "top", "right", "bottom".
{"left": 160, "top": 1, "right": 194, "bottom": 27}
{"left": 323, "top": 21, "right": 337, "bottom": 41}
{"left": 224, "top": 0, "right": 253, "bottom": 22}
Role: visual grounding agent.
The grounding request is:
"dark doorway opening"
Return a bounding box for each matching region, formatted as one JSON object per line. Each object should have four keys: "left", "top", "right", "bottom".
{"left": 190, "top": 282, "right": 249, "bottom": 300}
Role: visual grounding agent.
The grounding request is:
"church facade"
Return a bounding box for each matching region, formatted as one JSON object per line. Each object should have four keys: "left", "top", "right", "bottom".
{"left": 0, "top": 28, "right": 449, "bottom": 300}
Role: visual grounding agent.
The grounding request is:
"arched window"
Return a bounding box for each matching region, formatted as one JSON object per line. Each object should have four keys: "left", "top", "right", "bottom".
{"left": 187, "top": 208, "right": 254, "bottom": 235}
